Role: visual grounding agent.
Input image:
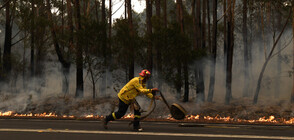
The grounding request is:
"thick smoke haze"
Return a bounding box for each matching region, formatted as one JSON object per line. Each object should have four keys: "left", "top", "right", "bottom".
{"left": 0, "top": 21, "right": 294, "bottom": 119}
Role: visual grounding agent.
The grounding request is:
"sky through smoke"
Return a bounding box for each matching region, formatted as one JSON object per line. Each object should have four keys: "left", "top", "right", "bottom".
{"left": 106, "top": 0, "right": 146, "bottom": 22}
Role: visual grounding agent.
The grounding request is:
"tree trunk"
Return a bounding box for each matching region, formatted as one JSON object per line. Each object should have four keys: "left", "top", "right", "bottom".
{"left": 155, "top": 0, "right": 160, "bottom": 21}
{"left": 102, "top": 0, "right": 106, "bottom": 23}
{"left": 176, "top": 0, "right": 188, "bottom": 102}
{"left": 47, "top": 0, "right": 71, "bottom": 94}
{"left": 3, "top": 0, "right": 12, "bottom": 79}
{"left": 196, "top": 0, "right": 201, "bottom": 50}
{"left": 163, "top": 0, "right": 167, "bottom": 29}
{"left": 275, "top": 3, "right": 282, "bottom": 98}
{"left": 94, "top": 0, "right": 100, "bottom": 22}
{"left": 253, "top": 9, "right": 290, "bottom": 104}
{"left": 176, "top": 0, "right": 184, "bottom": 33}
{"left": 127, "top": 0, "right": 134, "bottom": 80}
{"left": 22, "top": 31, "right": 27, "bottom": 89}
{"left": 242, "top": 0, "right": 249, "bottom": 97}
{"left": 223, "top": 0, "right": 227, "bottom": 69}
{"left": 66, "top": 0, "right": 74, "bottom": 43}
{"left": 194, "top": 0, "right": 204, "bottom": 102}
{"left": 259, "top": 3, "right": 265, "bottom": 60}
{"left": 199, "top": 0, "right": 207, "bottom": 102}
{"left": 261, "top": 4, "right": 267, "bottom": 60}
{"left": 109, "top": 0, "right": 112, "bottom": 58}
{"left": 0, "top": 44, "right": 2, "bottom": 69}
{"left": 192, "top": 0, "right": 197, "bottom": 101}
{"left": 248, "top": 0, "right": 253, "bottom": 97}
{"left": 192, "top": 0, "right": 196, "bottom": 49}
{"left": 183, "top": 61, "right": 189, "bottom": 102}
{"left": 30, "top": 0, "right": 35, "bottom": 77}
{"left": 91, "top": 70, "right": 96, "bottom": 99}
{"left": 202, "top": 0, "right": 206, "bottom": 49}
{"left": 106, "top": 0, "right": 112, "bottom": 96}
{"left": 155, "top": 0, "right": 162, "bottom": 90}
{"left": 61, "top": 0, "right": 64, "bottom": 35}
{"left": 85, "top": 56, "right": 96, "bottom": 99}
{"left": 207, "top": 0, "right": 211, "bottom": 55}
{"left": 207, "top": 0, "right": 217, "bottom": 102}
{"left": 146, "top": 0, "right": 152, "bottom": 72}
{"left": 35, "top": 2, "right": 46, "bottom": 77}
{"left": 176, "top": 62, "right": 182, "bottom": 99}
{"left": 125, "top": 1, "right": 127, "bottom": 19}
{"left": 100, "top": 0, "right": 107, "bottom": 96}
{"left": 63, "top": 0, "right": 74, "bottom": 94}
{"left": 146, "top": 0, "right": 153, "bottom": 88}
{"left": 225, "top": 0, "right": 234, "bottom": 105}
{"left": 248, "top": 1, "right": 253, "bottom": 64}
{"left": 291, "top": 0, "right": 294, "bottom": 103}
{"left": 75, "top": 0, "right": 84, "bottom": 98}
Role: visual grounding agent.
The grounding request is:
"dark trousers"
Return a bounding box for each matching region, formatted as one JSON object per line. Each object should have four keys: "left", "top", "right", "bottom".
{"left": 105, "top": 98, "right": 141, "bottom": 128}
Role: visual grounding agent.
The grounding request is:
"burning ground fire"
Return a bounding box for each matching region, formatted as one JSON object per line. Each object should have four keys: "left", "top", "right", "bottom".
{"left": 0, "top": 111, "right": 74, "bottom": 118}
{"left": 183, "top": 114, "right": 294, "bottom": 124}
{"left": 0, "top": 111, "right": 293, "bottom": 125}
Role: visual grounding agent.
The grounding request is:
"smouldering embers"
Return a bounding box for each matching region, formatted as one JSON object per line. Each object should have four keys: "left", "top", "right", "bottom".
{"left": 0, "top": 111, "right": 75, "bottom": 118}
{"left": 0, "top": 111, "right": 293, "bottom": 124}
{"left": 182, "top": 115, "right": 294, "bottom": 124}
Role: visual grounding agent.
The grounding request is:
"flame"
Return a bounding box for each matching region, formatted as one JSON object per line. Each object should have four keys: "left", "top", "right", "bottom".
{"left": 187, "top": 115, "right": 200, "bottom": 120}
{"left": 123, "top": 113, "right": 134, "bottom": 119}
{"left": 0, "top": 111, "right": 14, "bottom": 116}
{"left": 184, "top": 115, "right": 293, "bottom": 124}
{"left": 285, "top": 118, "right": 294, "bottom": 124}
{"left": 0, "top": 111, "right": 293, "bottom": 125}
{"left": 62, "top": 115, "right": 75, "bottom": 118}
{"left": 85, "top": 114, "right": 94, "bottom": 118}
{"left": 186, "top": 115, "right": 233, "bottom": 122}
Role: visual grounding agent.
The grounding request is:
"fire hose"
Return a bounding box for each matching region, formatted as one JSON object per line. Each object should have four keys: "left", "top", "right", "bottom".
{"left": 129, "top": 91, "right": 187, "bottom": 125}
{"left": 129, "top": 96, "right": 156, "bottom": 126}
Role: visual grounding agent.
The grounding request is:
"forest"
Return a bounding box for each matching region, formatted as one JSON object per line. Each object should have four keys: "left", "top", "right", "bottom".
{"left": 0, "top": 0, "right": 294, "bottom": 118}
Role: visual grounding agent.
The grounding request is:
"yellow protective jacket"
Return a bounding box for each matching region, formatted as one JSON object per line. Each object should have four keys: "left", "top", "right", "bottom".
{"left": 118, "top": 76, "right": 153, "bottom": 104}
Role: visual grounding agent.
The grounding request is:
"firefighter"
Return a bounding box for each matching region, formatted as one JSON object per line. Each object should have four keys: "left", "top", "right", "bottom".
{"left": 103, "top": 69, "right": 160, "bottom": 132}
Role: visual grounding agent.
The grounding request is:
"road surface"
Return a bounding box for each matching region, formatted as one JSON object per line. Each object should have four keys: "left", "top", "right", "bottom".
{"left": 0, "top": 119, "right": 293, "bottom": 140}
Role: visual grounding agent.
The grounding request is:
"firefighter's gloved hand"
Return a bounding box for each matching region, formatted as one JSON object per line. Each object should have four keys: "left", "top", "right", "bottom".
{"left": 154, "top": 95, "right": 161, "bottom": 100}
{"left": 151, "top": 88, "right": 159, "bottom": 94}
{"left": 152, "top": 88, "right": 159, "bottom": 91}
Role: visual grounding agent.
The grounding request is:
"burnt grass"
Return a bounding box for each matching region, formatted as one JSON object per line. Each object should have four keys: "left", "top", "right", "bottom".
{"left": 0, "top": 95, "right": 293, "bottom": 125}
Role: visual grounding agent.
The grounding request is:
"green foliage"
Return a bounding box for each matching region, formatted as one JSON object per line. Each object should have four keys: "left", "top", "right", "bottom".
{"left": 160, "top": 22, "right": 193, "bottom": 87}
{"left": 112, "top": 18, "right": 144, "bottom": 69}
{"left": 78, "top": 18, "right": 105, "bottom": 56}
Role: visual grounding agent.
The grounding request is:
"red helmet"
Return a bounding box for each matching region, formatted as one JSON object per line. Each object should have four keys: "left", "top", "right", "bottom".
{"left": 139, "top": 69, "right": 151, "bottom": 78}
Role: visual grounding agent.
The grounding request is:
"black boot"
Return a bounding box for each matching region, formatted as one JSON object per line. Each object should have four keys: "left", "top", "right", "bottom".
{"left": 103, "top": 114, "right": 114, "bottom": 129}
{"left": 133, "top": 118, "right": 143, "bottom": 132}
{"left": 133, "top": 126, "right": 143, "bottom": 132}
{"left": 102, "top": 118, "right": 108, "bottom": 129}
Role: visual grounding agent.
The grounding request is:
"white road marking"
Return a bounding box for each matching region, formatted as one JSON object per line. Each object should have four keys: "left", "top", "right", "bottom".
{"left": 0, "top": 128, "right": 293, "bottom": 139}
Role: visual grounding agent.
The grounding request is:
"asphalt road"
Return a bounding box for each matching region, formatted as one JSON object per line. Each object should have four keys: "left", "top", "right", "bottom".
{"left": 0, "top": 119, "right": 293, "bottom": 140}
